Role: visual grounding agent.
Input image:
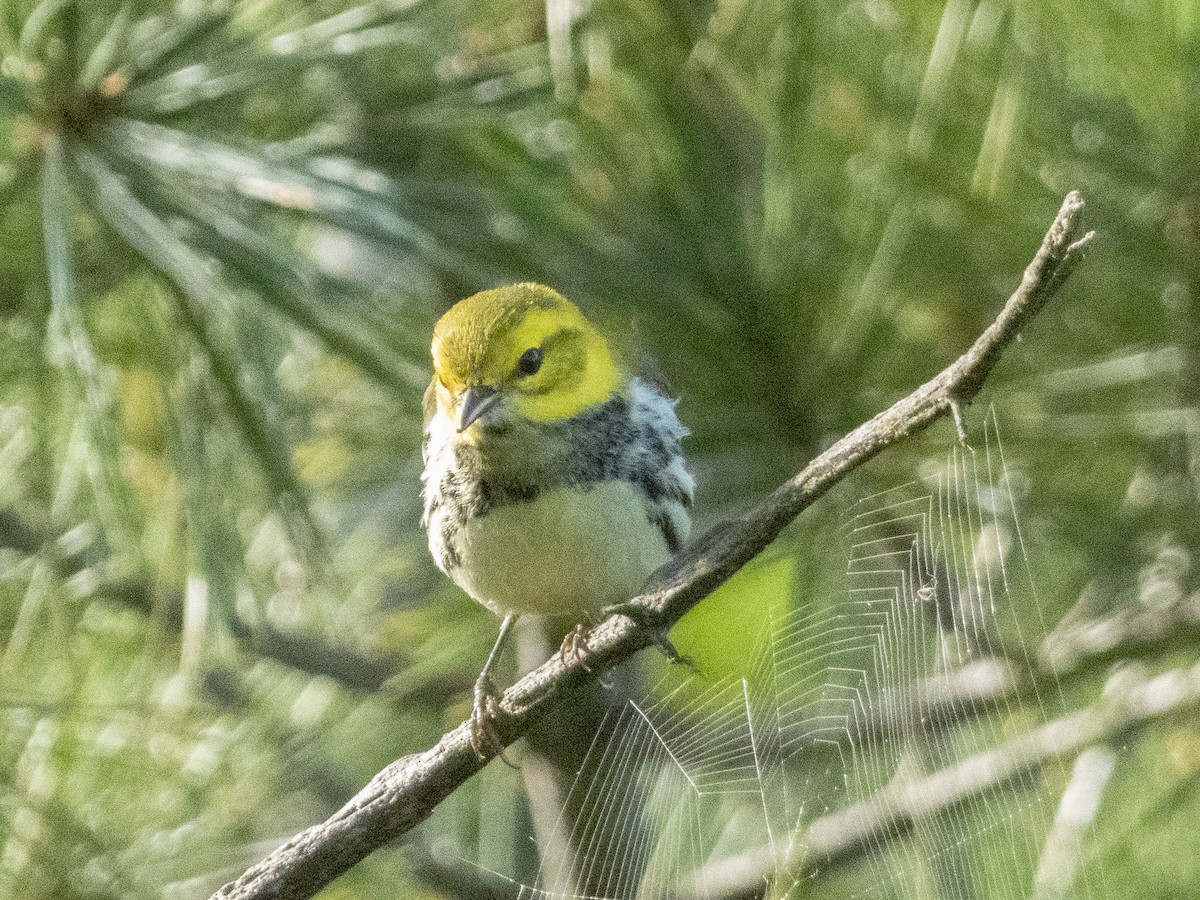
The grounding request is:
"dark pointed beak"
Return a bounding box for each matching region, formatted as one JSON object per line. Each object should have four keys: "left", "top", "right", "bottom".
{"left": 458, "top": 385, "right": 501, "bottom": 431}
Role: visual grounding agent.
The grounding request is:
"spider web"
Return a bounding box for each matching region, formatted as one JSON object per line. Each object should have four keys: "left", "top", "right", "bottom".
{"left": 474, "top": 410, "right": 1100, "bottom": 900}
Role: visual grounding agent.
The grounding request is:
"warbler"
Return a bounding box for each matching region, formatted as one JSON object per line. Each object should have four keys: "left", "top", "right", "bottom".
{"left": 421, "top": 283, "right": 693, "bottom": 756}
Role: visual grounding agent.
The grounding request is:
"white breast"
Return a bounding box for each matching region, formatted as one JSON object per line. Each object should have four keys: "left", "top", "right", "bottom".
{"left": 447, "top": 481, "right": 670, "bottom": 619}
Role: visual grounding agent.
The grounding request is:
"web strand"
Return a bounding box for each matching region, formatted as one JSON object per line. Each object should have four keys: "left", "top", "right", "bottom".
{"left": 486, "top": 408, "right": 1098, "bottom": 899}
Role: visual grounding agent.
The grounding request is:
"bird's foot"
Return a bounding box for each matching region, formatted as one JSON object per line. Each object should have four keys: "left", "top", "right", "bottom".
{"left": 561, "top": 624, "right": 618, "bottom": 688}
{"left": 560, "top": 623, "right": 592, "bottom": 670}
{"left": 469, "top": 673, "right": 515, "bottom": 765}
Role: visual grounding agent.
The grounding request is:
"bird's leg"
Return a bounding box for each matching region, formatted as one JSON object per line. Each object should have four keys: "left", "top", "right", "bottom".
{"left": 471, "top": 613, "right": 516, "bottom": 761}
{"left": 561, "top": 621, "right": 621, "bottom": 688}
{"left": 560, "top": 623, "right": 591, "bottom": 670}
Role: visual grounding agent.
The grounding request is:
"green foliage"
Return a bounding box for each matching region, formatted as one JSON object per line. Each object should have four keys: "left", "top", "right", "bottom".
{"left": 0, "top": 0, "right": 1198, "bottom": 898}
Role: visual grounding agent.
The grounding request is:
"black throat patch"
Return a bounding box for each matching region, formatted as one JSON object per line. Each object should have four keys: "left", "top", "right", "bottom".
{"left": 423, "top": 391, "right": 689, "bottom": 568}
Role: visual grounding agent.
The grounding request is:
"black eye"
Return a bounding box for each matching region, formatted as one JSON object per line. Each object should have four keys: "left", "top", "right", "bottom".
{"left": 517, "top": 346, "right": 543, "bottom": 377}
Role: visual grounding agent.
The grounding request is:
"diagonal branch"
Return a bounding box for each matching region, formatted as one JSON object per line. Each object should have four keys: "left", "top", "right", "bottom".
{"left": 209, "top": 192, "right": 1094, "bottom": 900}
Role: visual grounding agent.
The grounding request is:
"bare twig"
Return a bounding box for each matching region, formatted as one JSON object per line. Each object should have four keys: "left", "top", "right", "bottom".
{"left": 209, "top": 193, "right": 1093, "bottom": 900}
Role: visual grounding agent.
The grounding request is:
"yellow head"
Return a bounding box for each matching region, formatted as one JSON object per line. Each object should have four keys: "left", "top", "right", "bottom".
{"left": 429, "top": 283, "right": 619, "bottom": 431}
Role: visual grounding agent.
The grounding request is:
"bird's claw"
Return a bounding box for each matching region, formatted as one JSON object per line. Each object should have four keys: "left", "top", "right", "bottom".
{"left": 469, "top": 673, "right": 515, "bottom": 765}
{"left": 560, "top": 623, "right": 592, "bottom": 670}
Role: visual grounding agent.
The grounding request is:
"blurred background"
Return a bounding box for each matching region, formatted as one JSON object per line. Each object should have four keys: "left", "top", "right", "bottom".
{"left": 0, "top": 0, "right": 1198, "bottom": 898}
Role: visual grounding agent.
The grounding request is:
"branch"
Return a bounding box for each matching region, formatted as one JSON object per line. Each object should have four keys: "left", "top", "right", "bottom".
{"left": 667, "top": 586, "right": 1200, "bottom": 897}
{"left": 687, "top": 656, "right": 1200, "bottom": 899}
{"left": 209, "top": 192, "right": 1094, "bottom": 900}
{"left": 839, "top": 588, "right": 1200, "bottom": 752}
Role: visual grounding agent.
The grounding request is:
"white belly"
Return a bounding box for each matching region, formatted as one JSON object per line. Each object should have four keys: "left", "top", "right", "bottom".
{"left": 448, "top": 481, "right": 670, "bottom": 619}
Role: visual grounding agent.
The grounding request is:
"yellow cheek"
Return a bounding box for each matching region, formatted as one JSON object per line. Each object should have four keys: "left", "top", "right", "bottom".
{"left": 515, "top": 354, "right": 619, "bottom": 421}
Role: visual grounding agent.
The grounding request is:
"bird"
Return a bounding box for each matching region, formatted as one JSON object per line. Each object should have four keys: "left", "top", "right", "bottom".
{"left": 421, "top": 282, "right": 693, "bottom": 757}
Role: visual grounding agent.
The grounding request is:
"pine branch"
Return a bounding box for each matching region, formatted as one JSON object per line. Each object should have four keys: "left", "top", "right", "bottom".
{"left": 686, "top": 656, "right": 1200, "bottom": 899}
{"left": 832, "top": 587, "right": 1200, "bottom": 752}
{"left": 209, "top": 192, "right": 1094, "bottom": 900}
{"left": 670, "top": 587, "right": 1200, "bottom": 896}
{"left": 0, "top": 507, "right": 418, "bottom": 696}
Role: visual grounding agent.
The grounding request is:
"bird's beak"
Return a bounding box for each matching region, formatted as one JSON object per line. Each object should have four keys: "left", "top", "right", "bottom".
{"left": 458, "top": 385, "right": 501, "bottom": 431}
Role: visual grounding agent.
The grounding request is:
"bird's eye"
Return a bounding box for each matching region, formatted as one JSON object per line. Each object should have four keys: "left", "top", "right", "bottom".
{"left": 517, "top": 346, "right": 543, "bottom": 377}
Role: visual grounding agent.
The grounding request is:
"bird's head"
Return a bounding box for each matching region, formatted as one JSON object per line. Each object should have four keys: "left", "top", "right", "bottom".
{"left": 429, "top": 283, "right": 619, "bottom": 434}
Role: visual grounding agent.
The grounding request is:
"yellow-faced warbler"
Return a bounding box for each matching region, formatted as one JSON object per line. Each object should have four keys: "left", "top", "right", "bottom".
{"left": 421, "top": 283, "right": 693, "bottom": 756}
